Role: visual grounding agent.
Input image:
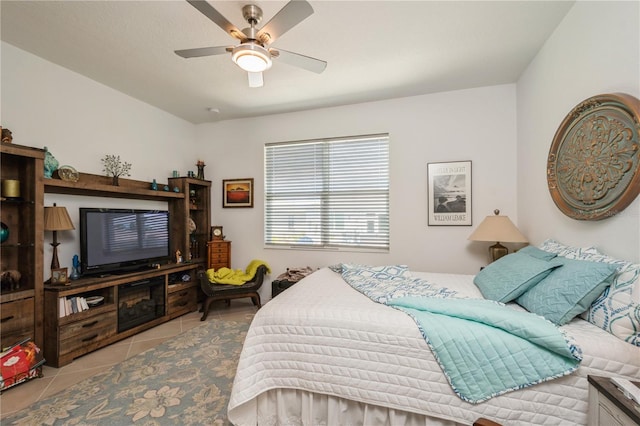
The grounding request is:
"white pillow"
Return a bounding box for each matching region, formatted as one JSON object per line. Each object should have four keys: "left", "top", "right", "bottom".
{"left": 538, "top": 238, "right": 599, "bottom": 259}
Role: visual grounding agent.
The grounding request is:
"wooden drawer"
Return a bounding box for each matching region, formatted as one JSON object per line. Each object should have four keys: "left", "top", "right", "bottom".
{"left": 209, "top": 248, "right": 229, "bottom": 258}
{"left": 209, "top": 246, "right": 228, "bottom": 255}
{"left": 59, "top": 311, "right": 116, "bottom": 355}
{"left": 167, "top": 287, "right": 197, "bottom": 316}
{"left": 209, "top": 253, "right": 228, "bottom": 263}
{"left": 0, "top": 298, "right": 34, "bottom": 347}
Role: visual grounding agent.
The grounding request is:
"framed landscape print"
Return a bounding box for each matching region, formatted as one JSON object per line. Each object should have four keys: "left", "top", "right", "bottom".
{"left": 428, "top": 161, "right": 472, "bottom": 226}
{"left": 223, "top": 178, "right": 254, "bottom": 208}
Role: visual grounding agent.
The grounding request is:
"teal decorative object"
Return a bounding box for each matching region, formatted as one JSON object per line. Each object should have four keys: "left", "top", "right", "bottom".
{"left": 43, "top": 147, "right": 59, "bottom": 179}
{"left": 0, "top": 222, "right": 9, "bottom": 243}
{"left": 70, "top": 254, "right": 81, "bottom": 280}
{"left": 151, "top": 179, "right": 158, "bottom": 190}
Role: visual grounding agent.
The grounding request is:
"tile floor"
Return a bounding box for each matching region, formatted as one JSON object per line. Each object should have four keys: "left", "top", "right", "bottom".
{"left": 0, "top": 299, "right": 258, "bottom": 419}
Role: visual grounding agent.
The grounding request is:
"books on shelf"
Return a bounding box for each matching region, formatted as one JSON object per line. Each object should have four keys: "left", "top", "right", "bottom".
{"left": 58, "top": 296, "right": 92, "bottom": 317}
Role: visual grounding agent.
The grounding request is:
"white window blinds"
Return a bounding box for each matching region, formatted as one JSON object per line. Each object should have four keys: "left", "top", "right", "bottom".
{"left": 265, "top": 134, "right": 389, "bottom": 250}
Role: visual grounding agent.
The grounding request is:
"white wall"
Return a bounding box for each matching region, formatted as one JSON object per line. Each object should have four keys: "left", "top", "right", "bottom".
{"left": 197, "top": 84, "right": 519, "bottom": 284}
{"left": 516, "top": 1, "right": 640, "bottom": 262}
{"left": 1, "top": 42, "right": 198, "bottom": 271}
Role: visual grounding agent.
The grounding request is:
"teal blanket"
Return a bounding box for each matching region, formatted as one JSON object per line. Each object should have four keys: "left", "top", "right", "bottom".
{"left": 338, "top": 264, "right": 582, "bottom": 403}
{"left": 390, "top": 297, "right": 581, "bottom": 403}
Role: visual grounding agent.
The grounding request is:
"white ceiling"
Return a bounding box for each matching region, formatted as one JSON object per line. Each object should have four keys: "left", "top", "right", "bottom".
{"left": 1, "top": 0, "right": 574, "bottom": 124}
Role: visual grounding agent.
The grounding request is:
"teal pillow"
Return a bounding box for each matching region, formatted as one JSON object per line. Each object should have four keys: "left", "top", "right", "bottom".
{"left": 474, "top": 252, "right": 559, "bottom": 303}
{"left": 517, "top": 245, "right": 558, "bottom": 261}
{"left": 516, "top": 257, "right": 617, "bottom": 325}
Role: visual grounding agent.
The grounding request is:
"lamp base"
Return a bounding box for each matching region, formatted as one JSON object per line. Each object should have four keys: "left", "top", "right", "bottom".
{"left": 50, "top": 241, "right": 60, "bottom": 270}
{"left": 489, "top": 242, "right": 508, "bottom": 263}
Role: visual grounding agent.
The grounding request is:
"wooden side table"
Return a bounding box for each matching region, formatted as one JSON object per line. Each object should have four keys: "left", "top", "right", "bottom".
{"left": 207, "top": 240, "right": 231, "bottom": 270}
{"left": 588, "top": 375, "right": 640, "bottom": 426}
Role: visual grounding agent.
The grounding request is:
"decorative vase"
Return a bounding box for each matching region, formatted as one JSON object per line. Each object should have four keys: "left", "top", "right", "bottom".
{"left": 1, "top": 179, "right": 20, "bottom": 198}
{"left": 70, "top": 254, "right": 81, "bottom": 280}
{"left": 112, "top": 175, "right": 119, "bottom": 186}
{"left": 43, "top": 147, "right": 59, "bottom": 179}
{"left": 0, "top": 222, "right": 9, "bottom": 243}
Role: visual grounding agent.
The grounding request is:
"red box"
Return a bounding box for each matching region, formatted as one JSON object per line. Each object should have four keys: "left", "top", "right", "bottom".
{"left": 1, "top": 339, "right": 45, "bottom": 391}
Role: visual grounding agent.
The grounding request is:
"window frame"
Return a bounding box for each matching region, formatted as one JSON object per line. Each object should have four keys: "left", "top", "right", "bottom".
{"left": 264, "top": 133, "right": 390, "bottom": 252}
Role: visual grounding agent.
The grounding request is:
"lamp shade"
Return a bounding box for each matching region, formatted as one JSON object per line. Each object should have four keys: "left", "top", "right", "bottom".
{"left": 468, "top": 210, "right": 527, "bottom": 243}
{"left": 44, "top": 204, "right": 75, "bottom": 231}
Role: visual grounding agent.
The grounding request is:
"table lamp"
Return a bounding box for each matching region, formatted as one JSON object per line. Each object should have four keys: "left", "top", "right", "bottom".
{"left": 44, "top": 203, "right": 75, "bottom": 271}
{"left": 468, "top": 209, "right": 527, "bottom": 262}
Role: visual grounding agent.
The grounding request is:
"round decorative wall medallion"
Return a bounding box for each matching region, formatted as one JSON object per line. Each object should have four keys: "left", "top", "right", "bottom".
{"left": 547, "top": 93, "right": 640, "bottom": 220}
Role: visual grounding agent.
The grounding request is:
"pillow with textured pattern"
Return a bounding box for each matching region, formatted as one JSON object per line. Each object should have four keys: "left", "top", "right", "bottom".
{"left": 517, "top": 256, "right": 617, "bottom": 325}
{"left": 539, "top": 240, "right": 639, "bottom": 345}
{"left": 517, "top": 245, "right": 558, "bottom": 261}
{"left": 474, "top": 252, "right": 559, "bottom": 302}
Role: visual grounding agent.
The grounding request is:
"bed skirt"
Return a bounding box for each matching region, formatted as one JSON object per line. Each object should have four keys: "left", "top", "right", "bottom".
{"left": 231, "top": 388, "right": 464, "bottom": 426}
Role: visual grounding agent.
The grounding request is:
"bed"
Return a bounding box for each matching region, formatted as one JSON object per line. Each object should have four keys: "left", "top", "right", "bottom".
{"left": 228, "top": 242, "right": 640, "bottom": 425}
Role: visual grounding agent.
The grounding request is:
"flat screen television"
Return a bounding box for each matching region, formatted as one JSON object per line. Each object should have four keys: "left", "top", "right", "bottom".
{"left": 80, "top": 208, "right": 171, "bottom": 276}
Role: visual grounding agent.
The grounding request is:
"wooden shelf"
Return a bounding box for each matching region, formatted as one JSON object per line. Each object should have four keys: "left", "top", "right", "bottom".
{"left": 1, "top": 142, "right": 44, "bottom": 348}
{"left": 45, "top": 172, "right": 185, "bottom": 201}
{"left": 168, "top": 177, "right": 211, "bottom": 263}
{"left": 0, "top": 288, "right": 35, "bottom": 304}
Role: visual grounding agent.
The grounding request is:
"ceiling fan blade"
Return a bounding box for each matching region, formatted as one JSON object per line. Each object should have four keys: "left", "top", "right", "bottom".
{"left": 256, "top": 0, "right": 313, "bottom": 45}
{"left": 272, "top": 48, "right": 327, "bottom": 74}
{"left": 186, "top": 0, "right": 245, "bottom": 40}
{"left": 175, "top": 46, "right": 231, "bottom": 58}
{"left": 248, "top": 72, "right": 264, "bottom": 88}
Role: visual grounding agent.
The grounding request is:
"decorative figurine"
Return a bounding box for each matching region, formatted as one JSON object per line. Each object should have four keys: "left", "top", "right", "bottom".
{"left": 196, "top": 160, "right": 206, "bottom": 180}
{"left": 1, "top": 127, "right": 13, "bottom": 144}
{"left": 43, "top": 147, "right": 59, "bottom": 179}
{"left": 101, "top": 154, "right": 132, "bottom": 186}
{"left": 163, "top": 185, "right": 170, "bottom": 191}
{"left": 0, "top": 269, "right": 21, "bottom": 291}
{"left": 175, "top": 250, "right": 183, "bottom": 264}
{"left": 173, "top": 186, "right": 180, "bottom": 192}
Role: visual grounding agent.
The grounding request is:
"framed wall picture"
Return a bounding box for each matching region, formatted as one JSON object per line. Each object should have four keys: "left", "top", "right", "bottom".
{"left": 427, "top": 161, "right": 472, "bottom": 226}
{"left": 223, "top": 178, "right": 254, "bottom": 208}
{"left": 51, "top": 267, "right": 69, "bottom": 285}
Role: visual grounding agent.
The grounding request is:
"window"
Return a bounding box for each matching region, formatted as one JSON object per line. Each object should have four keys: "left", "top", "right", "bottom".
{"left": 265, "top": 134, "right": 389, "bottom": 250}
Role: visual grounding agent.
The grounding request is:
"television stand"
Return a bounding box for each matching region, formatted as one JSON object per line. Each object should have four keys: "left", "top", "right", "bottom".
{"left": 110, "top": 265, "right": 157, "bottom": 275}
{"left": 43, "top": 263, "right": 201, "bottom": 367}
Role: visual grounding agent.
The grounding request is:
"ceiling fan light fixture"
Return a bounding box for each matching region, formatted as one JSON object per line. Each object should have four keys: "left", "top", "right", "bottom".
{"left": 231, "top": 44, "right": 272, "bottom": 73}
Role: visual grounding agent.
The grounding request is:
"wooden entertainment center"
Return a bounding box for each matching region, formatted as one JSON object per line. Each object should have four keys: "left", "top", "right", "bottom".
{"left": 1, "top": 142, "right": 211, "bottom": 367}
{"left": 42, "top": 263, "right": 200, "bottom": 367}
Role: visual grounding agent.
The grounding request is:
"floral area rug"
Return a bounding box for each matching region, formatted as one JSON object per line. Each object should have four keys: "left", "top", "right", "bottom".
{"left": 4, "top": 318, "right": 251, "bottom": 425}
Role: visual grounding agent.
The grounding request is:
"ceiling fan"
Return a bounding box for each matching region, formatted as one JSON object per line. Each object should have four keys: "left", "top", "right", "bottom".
{"left": 175, "top": 0, "right": 327, "bottom": 88}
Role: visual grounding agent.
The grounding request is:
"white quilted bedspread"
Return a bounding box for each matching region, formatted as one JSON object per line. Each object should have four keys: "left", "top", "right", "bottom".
{"left": 228, "top": 268, "right": 640, "bottom": 425}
